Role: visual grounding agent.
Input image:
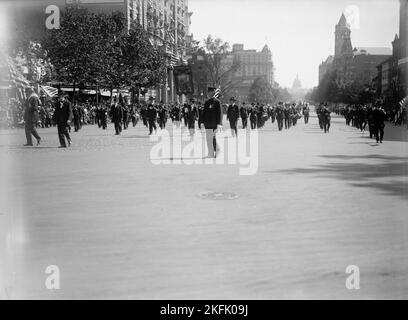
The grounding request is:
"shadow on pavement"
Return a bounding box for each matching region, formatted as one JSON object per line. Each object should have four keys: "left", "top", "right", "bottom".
{"left": 267, "top": 157, "right": 408, "bottom": 198}
{"left": 120, "top": 135, "right": 150, "bottom": 139}
{"left": 348, "top": 142, "right": 378, "bottom": 145}
{"left": 150, "top": 157, "right": 205, "bottom": 161}
{"left": 1, "top": 146, "right": 58, "bottom": 150}
{"left": 345, "top": 123, "right": 408, "bottom": 142}
{"left": 350, "top": 181, "right": 408, "bottom": 198}
{"left": 320, "top": 154, "right": 408, "bottom": 161}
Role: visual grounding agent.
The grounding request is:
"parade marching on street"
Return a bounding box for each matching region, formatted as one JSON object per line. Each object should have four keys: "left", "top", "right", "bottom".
{"left": 9, "top": 84, "right": 402, "bottom": 150}
{"left": 1, "top": 101, "right": 408, "bottom": 299}
{"left": 1, "top": 0, "right": 408, "bottom": 303}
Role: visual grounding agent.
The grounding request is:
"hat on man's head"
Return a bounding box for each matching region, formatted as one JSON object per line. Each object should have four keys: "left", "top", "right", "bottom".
{"left": 148, "top": 96, "right": 154, "bottom": 101}
{"left": 207, "top": 86, "right": 217, "bottom": 92}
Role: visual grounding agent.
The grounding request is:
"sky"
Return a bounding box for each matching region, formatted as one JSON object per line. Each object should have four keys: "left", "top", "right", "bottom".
{"left": 188, "top": 0, "right": 400, "bottom": 89}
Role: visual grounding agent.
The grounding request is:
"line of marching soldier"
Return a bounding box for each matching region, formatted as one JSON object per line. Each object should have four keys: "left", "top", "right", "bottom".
{"left": 106, "top": 94, "right": 312, "bottom": 136}
{"left": 226, "top": 99, "right": 310, "bottom": 134}
{"left": 341, "top": 103, "right": 387, "bottom": 143}
{"left": 136, "top": 97, "right": 205, "bottom": 136}
{"left": 315, "top": 103, "right": 332, "bottom": 133}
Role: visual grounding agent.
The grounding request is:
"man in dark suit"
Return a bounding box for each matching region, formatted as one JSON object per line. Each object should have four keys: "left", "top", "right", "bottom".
{"left": 322, "top": 103, "right": 331, "bottom": 133}
{"left": 119, "top": 94, "right": 129, "bottom": 130}
{"left": 72, "top": 103, "right": 81, "bottom": 132}
{"left": 186, "top": 98, "right": 198, "bottom": 136}
{"left": 276, "top": 102, "right": 284, "bottom": 131}
{"left": 53, "top": 95, "right": 73, "bottom": 148}
{"left": 372, "top": 105, "right": 387, "bottom": 143}
{"left": 158, "top": 101, "right": 168, "bottom": 130}
{"left": 145, "top": 96, "right": 157, "bottom": 135}
{"left": 23, "top": 87, "right": 42, "bottom": 146}
{"left": 200, "top": 87, "right": 223, "bottom": 158}
{"left": 302, "top": 103, "right": 310, "bottom": 124}
{"left": 110, "top": 96, "right": 123, "bottom": 135}
{"left": 227, "top": 97, "right": 240, "bottom": 137}
{"left": 240, "top": 102, "right": 248, "bottom": 129}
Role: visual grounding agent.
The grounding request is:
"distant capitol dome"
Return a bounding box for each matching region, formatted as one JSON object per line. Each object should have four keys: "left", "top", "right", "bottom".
{"left": 292, "top": 74, "right": 302, "bottom": 90}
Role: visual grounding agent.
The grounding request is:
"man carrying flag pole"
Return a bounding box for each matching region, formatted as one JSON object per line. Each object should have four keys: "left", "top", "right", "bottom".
{"left": 200, "top": 87, "right": 223, "bottom": 158}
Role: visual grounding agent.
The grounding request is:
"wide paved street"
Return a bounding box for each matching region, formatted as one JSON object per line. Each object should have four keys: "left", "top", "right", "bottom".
{"left": 1, "top": 113, "right": 408, "bottom": 299}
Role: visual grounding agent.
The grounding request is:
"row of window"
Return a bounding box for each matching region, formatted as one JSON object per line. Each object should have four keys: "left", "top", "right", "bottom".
{"left": 235, "top": 67, "right": 271, "bottom": 77}
{"left": 147, "top": 0, "right": 187, "bottom": 17}
{"left": 236, "top": 56, "right": 271, "bottom": 63}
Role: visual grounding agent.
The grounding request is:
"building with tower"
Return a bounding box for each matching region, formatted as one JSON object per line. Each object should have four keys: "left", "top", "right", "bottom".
{"left": 318, "top": 12, "right": 391, "bottom": 92}
{"left": 334, "top": 13, "right": 353, "bottom": 58}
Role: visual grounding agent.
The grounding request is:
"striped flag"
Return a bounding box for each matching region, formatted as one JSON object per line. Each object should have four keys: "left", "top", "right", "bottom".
{"left": 214, "top": 87, "right": 221, "bottom": 99}
{"left": 399, "top": 96, "right": 408, "bottom": 108}
{"left": 41, "top": 85, "right": 58, "bottom": 98}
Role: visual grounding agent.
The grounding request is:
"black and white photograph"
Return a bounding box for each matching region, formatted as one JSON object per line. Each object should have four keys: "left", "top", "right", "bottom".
{"left": 0, "top": 0, "right": 407, "bottom": 303}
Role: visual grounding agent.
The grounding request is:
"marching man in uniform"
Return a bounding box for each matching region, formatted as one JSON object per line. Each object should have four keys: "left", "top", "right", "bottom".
{"left": 227, "top": 97, "right": 239, "bottom": 137}
{"left": 200, "top": 87, "right": 223, "bottom": 158}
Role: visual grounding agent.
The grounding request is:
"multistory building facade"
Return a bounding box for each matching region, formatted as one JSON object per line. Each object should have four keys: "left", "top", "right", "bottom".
{"left": 8, "top": 0, "right": 193, "bottom": 103}
{"left": 221, "top": 44, "right": 275, "bottom": 102}
{"left": 376, "top": 0, "right": 407, "bottom": 99}
{"left": 319, "top": 13, "right": 392, "bottom": 98}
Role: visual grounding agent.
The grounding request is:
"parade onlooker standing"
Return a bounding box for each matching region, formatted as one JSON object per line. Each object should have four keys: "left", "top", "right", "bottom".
{"left": 23, "top": 87, "right": 42, "bottom": 146}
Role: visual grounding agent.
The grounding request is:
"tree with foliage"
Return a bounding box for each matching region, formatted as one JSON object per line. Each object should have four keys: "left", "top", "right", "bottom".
{"left": 248, "top": 77, "right": 274, "bottom": 103}
{"left": 309, "top": 66, "right": 378, "bottom": 105}
{"left": 272, "top": 86, "right": 292, "bottom": 103}
{"left": 118, "top": 21, "right": 167, "bottom": 90}
{"left": 42, "top": 9, "right": 109, "bottom": 94}
{"left": 196, "top": 35, "right": 240, "bottom": 96}
{"left": 42, "top": 9, "right": 167, "bottom": 99}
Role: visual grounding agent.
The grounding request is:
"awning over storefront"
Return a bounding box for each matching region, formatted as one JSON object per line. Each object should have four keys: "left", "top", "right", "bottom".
{"left": 81, "top": 89, "right": 97, "bottom": 95}
{"left": 100, "top": 89, "right": 129, "bottom": 97}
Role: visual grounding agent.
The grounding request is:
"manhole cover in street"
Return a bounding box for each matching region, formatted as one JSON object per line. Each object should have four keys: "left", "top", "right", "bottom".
{"left": 199, "top": 191, "right": 239, "bottom": 200}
